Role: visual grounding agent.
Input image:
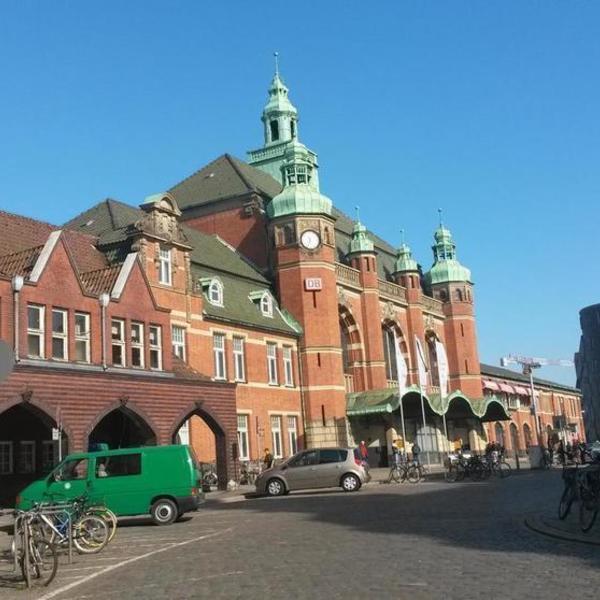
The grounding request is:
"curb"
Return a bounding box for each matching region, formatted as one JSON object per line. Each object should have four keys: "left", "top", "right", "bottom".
{"left": 524, "top": 515, "right": 600, "bottom": 546}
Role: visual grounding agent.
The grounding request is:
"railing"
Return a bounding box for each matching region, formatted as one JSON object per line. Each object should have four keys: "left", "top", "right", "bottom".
{"left": 378, "top": 279, "right": 408, "bottom": 303}
{"left": 421, "top": 295, "right": 444, "bottom": 315}
{"left": 335, "top": 263, "right": 362, "bottom": 288}
{"left": 344, "top": 373, "right": 355, "bottom": 393}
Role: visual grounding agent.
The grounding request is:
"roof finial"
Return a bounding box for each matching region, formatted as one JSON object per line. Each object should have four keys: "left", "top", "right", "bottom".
{"left": 400, "top": 228, "right": 405, "bottom": 245}
{"left": 355, "top": 205, "right": 361, "bottom": 223}
{"left": 438, "top": 207, "right": 444, "bottom": 228}
{"left": 274, "top": 51, "right": 279, "bottom": 76}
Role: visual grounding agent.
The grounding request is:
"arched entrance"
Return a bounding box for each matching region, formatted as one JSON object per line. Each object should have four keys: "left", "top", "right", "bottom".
{"left": 171, "top": 406, "right": 228, "bottom": 489}
{"left": 88, "top": 406, "right": 157, "bottom": 449}
{"left": 0, "top": 401, "right": 68, "bottom": 506}
{"left": 381, "top": 320, "right": 410, "bottom": 386}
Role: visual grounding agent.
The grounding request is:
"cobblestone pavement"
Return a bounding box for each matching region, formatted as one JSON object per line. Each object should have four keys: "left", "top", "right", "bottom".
{"left": 1, "top": 470, "right": 600, "bottom": 599}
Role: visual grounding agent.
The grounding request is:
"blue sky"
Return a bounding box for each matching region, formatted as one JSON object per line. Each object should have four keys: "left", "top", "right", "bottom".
{"left": 1, "top": 1, "right": 598, "bottom": 385}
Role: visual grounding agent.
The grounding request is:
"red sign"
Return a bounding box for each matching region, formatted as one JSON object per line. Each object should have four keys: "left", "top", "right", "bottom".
{"left": 304, "top": 278, "right": 323, "bottom": 291}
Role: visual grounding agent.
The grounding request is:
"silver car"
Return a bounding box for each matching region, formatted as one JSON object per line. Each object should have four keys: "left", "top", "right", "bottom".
{"left": 255, "top": 447, "right": 370, "bottom": 496}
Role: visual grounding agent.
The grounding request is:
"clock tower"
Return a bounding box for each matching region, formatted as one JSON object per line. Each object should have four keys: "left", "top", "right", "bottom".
{"left": 256, "top": 70, "right": 347, "bottom": 447}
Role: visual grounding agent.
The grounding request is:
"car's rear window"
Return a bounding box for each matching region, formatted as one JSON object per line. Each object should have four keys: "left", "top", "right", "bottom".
{"left": 319, "top": 449, "right": 347, "bottom": 464}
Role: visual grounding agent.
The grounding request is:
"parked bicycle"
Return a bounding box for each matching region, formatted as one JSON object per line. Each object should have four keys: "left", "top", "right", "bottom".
{"left": 388, "top": 457, "right": 424, "bottom": 484}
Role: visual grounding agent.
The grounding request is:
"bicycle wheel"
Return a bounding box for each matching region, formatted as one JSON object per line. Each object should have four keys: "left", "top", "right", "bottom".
{"left": 558, "top": 485, "right": 575, "bottom": 520}
{"left": 87, "top": 507, "right": 117, "bottom": 543}
{"left": 499, "top": 462, "right": 511, "bottom": 478}
{"left": 445, "top": 467, "right": 458, "bottom": 483}
{"left": 21, "top": 539, "right": 58, "bottom": 587}
{"left": 73, "top": 516, "right": 109, "bottom": 554}
{"left": 388, "top": 467, "right": 401, "bottom": 484}
{"left": 455, "top": 464, "right": 466, "bottom": 481}
{"left": 407, "top": 465, "right": 420, "bottom": 484}
{"left": 579, "top": 497, "right": 598, "bottom": 532}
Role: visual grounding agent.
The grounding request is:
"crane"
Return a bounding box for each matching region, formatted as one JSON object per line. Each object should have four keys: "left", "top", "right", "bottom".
{"left": 499, "top": 353, "right": 575, "bottom": 467}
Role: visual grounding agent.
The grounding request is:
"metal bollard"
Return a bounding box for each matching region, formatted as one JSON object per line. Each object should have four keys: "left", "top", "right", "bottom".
{"left": 68, "top": 513, "right": 73, "bottom": 564}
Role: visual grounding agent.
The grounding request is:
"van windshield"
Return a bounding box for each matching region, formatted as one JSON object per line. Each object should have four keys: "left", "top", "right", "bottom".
{"left": 50, "top": 458, "right": 89, "bottom": 482}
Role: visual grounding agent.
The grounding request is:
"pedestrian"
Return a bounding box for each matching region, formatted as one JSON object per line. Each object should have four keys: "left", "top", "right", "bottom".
{"left": 359, "top": 440, "right": 369, "bottom": 466}
{"left": 391, "top": 440, "right": 401, "bottom": 467}
{"left": 263, "top": 448, "right": 274, "bottom": 470}
{"left": 412, "top": 441, "right": 421, "bottom": 465}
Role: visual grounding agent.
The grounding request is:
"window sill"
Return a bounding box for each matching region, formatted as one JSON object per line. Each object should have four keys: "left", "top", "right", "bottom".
{"left": 268, "top": 382, "right": 279, "bottom": 387}
{"left": 234, "top": 379, "right": 247, "bottom": 384}
{"left": 284, "top": 383, "right": 295, "bottom": 388}
{"left": 213, "top": 377, "right": 228, "bottom": 382}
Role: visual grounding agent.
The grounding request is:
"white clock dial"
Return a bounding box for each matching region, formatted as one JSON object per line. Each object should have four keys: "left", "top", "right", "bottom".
{"left": 300, "top": 230, "right": 320, "bottom": 250}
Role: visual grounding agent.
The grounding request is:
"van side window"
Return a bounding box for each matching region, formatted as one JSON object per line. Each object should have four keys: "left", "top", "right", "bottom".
{"left": 54, "top": 458, "right": 88, "bottom": 481}
{"left": 96, "top": 454, "right": 142, "bottom": 478}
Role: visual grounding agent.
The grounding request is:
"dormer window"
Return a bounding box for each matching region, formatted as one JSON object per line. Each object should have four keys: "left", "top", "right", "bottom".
{"left": 208, "top": 279, "right": 224, "bottom": 306}
{"left": 261, "top": 292, "right": 273, "bottom": 317}
{"left": 270, "top": 120, "right": 280, "bottom": 141}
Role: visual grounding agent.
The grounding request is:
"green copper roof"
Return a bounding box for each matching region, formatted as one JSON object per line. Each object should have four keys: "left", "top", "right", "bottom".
{"left": 394, "top": 242, "right": 418, "bottom": 272}
{"left": 348, "top": 221, "right": 374, "bottom": 254}
{"left": 263, "top": 73, "right": 297, "bottom": 117}
{"left": 267, "top": 141, "right": 332, "bottom": 218}
{"left": 425, "top": 224, "right": 472, "bottom": 285}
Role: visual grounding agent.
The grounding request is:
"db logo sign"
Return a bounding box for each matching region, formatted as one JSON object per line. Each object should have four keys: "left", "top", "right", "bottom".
{"left": 304, "top": 278, "right": 323, "bottom": 291}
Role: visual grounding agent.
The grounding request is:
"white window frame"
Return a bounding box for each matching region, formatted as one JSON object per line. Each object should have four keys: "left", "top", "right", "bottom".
{"left": 172, "top": 325, "right": 186, "bottom": 361}
{"left": 131, "top": 322, "right": 145, "bottom": 368}
{"left": 267, "top": 342, "right": 278, "bottom": 385}
{"left": 271, "top": 416, "right": 283, "bottom": 458}
{"left": 233, "top": 337, "right": 245, "bottom": 382}
{"left": 74, "top": 312, "right": 91, "bottom": 363}
{"left": 208, "top": 279, "right": 224, "bottom": 307}
{"left": 18, "top": 441, "right": 35, "bottom": 474}
{"left": 260, "top": 292, "right": 273, "bottom": 317}
{"left": 111, "top": 318, "right": 126, "bottom": 367}
{"left": 51, "top": 308, "right": 68, "bottom": 361}
{"left": 0, "top": 441, "right": 13, "bottom": 475}
{"left": 237, "top": 414, "right": 250, "bottom": 461}
{"left": 149, "top": 325, "right": 162, "bottom": 371}
{"left": 213, "top": 333, "right": 227, "bottom": 380}
{"left": 283, "top": 346, "right": 294, "bottom": 387}
{"left": 158, "top": 246, "right": 172, "bottom": 286}
{"left": 287, "top": 416, "right": 298, "bottom": 455}
{"left": 27, "top": 304, "right": 45, "bottom": 358}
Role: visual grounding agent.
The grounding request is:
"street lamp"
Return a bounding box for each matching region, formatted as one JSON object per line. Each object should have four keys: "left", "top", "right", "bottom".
{"left": 99, "top": 293, "right": 110, "bottom": 370}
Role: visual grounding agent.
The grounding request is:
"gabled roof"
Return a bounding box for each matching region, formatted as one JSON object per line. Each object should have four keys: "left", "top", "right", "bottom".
{"left": 79, "top": 265, "right": 122, "bottom": 296}
{"left": 0, "top": 245, "right": 43, "bottom": 278}
{"left": 480, "top": 363, "right": 580, "bottom": 394}
{"left": 65, "top": 198, "right": 269, "bottom": 285}
{"left": 168, "top": 153, "right": 283, "bottom": 210}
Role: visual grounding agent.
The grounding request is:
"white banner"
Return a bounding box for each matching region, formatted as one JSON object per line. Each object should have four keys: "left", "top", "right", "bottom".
{"left": 394, "top": 332, "right": 408, "bottom": 398}
{"left": 414, "top": 336, "right": 428, "bottom": 389}
{"left": 435, "top": 340, "right": 449, "bottom": 397}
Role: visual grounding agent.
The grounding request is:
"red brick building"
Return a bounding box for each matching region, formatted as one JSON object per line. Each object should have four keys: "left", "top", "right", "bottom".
{"left": 0, "top": 66, "right": 583, "bottom": 503}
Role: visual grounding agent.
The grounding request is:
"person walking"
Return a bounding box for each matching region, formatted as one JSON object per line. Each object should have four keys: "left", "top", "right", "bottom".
{"left": 359, "top": 440, "right": 369, "bottom": 467}
{"left": 263, "top": 448, "right": 274, "bottom": 470}
{"left": 412, "top": 441, "right": 421, "bottom": 465}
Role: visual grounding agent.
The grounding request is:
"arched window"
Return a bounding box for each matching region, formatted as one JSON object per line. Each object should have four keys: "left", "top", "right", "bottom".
{"left": 455, "top": 288, "right": 463, "bottom": 302}
{"left": 208, "top": 279, "right": 223, "bottom": 306}
{"left": 523, "top": 423, "right": 532, "bottom": 448}
{"left": 290, "top": 119, "right": 296, "bottom": 139}
{"left": 261, "top": 293, "right": 273, "bottom": 317}
{"left": 495, "top": 423, "right": 505, "bottom": 448}
{"left": 426, "top": 333, "right": 440, "bottom": 387}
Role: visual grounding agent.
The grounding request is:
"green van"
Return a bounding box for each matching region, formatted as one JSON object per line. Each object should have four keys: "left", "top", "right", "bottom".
{"left": 16, "top": 445, "right": 204, "bottom": 525}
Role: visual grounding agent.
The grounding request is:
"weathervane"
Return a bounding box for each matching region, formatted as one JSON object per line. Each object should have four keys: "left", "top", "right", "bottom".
{"left": 274, "top": 51, "right": 279, "bottom": 76}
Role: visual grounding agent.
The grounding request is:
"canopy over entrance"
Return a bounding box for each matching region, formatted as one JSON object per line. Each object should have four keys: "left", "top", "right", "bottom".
{"left": 347, "top": 386, "right": 511, "bottom": 421}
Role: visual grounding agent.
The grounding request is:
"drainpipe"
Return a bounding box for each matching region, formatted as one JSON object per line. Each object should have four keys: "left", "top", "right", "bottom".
{"left": 99, "top": 293, "right": 110, "bottom": 370}
{"left": 11, "top": 275, "right": 24, "bottom": 362}
{"left": 295, "top": 342, "right": 309, "bottom": 449}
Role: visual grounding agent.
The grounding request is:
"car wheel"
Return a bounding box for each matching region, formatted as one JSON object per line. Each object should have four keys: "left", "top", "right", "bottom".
{"left": 266, "top": 478, "right": 285, "bottom": 497}
{"left": 341, "top": 473, "right": 361, "bottom": 492}
{"left": 151, "top": 498, "right": 178, "bottom": 525}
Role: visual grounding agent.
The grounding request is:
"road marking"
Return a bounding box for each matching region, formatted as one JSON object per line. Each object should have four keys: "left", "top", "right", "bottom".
{"left": 38, "top": 527, "right": 233, "bottom": 600}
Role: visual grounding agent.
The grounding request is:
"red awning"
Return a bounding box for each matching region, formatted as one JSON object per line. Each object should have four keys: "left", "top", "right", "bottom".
{"left": 499, "top": 383, "right": 515, "bottom": 394}
{"left": 514, "top": 386, "right": 530, "bottom": 396}
{"left": 483, "top": 380, "right": 500, "bottom": 391}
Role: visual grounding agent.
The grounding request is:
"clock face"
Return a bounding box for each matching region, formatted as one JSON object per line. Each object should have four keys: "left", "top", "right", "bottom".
{"left": 300, "top": 229, "right": 321, "bottom": 250}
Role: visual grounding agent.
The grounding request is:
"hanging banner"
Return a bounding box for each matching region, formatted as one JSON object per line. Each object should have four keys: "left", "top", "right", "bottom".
{"left": 435, "top": 340, "right": 449, "bottom": 397}
{"left": 414, "top": 336, "right": 428, "bottom": 388}
{"left": 394, "top": 332, "right": 408, "bottom": 398}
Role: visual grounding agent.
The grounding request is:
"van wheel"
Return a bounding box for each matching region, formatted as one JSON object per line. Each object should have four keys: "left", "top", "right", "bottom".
{"left": 266, "top": 478, "right": 285, "bottom": 497}
{"left": 151, "top": 499, "right": 178, "bottom": 525}
{"left": 341, "top": 474, "right": 361, "bottom": 492}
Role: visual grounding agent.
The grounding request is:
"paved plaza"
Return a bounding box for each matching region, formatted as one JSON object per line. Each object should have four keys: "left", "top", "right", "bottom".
{"left": 1, "top": 470, "right": 600, "bottom": 599}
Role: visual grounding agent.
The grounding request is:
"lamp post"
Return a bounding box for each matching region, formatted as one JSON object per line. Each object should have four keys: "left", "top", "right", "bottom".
{"left": 99, "top": 293, "right": 110, "bottom": 370}
{"left": 11, "top": 275, "right": 24, "bottom": 362}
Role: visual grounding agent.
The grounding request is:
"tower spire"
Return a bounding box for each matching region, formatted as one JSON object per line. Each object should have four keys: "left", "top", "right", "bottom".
{"left": 438, "top": 207, "right": 443, "bottom": 228}
{"left": 274, "top": 51, "right": 279, "bottom": 77}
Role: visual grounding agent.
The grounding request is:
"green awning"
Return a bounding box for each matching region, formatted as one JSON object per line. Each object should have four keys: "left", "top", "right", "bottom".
{"left": 347, "top": 387, "right": 511, "bottom": 421}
